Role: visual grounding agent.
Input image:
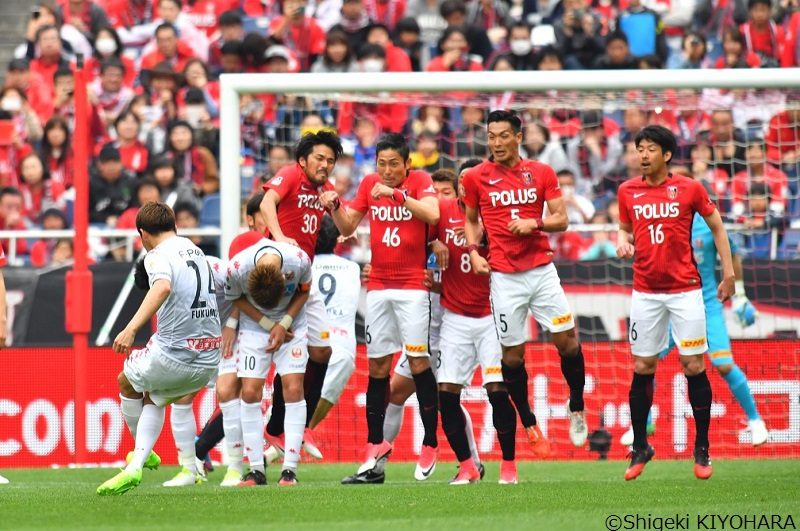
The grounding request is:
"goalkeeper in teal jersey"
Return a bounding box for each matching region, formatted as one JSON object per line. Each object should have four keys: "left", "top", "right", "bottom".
{"left": 621, "top": 213, "right": 769, "bottom": 447}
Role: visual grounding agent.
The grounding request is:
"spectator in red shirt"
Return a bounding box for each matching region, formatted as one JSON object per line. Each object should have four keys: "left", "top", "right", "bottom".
{"left": 98, "top": 0, "right": 158, "bottom": 30}
{"left": 364, "top": 0, "right": 407, "bottom": 30}
{"left": 56, "top": 0, "right": 112, "bottom": 42}
{"left": 268, "top": 0, "right": 327, "bottom": 71}
{"left": 689, "top": 141, "right": 731, "bottom": 212}
{"left": 732, "top": 139, "right": 789, "bottom": 218}
{"left": 29, "top": 25, "right": 71, "bottom": 113}
{"left": 30, "top": 208, "right": 71, "bottom": 268}
{"left": 18, "top": 153, "right": 66, "bottom": 224}
{"left": 162, "top": 120, "right": 219, "bottom": 195}
{"left": 208, "top": 10, "right": 245, "bottom": 73}
{"left": 781, "top": 11, "right": 800, "bottom": 67}
{"left": 365, "top": 23, "right": 413, "bottom": 71}
{"left": 52, "top": 67, "right": 107, "bottom": 153}
{"left": 0, "top": 87, "right": 43, "bottom": 145}
{"left": 90, "top": 58, "right": 135, "bottom": 133}
{"left": 139, "top": 22, "right": 196, "bottom": 72}
{"left": 178, "top": 59, "right": 219, "bottom": 117}
{"left": 39, "top": 116, "right": 74, "bottom": 188}
{"left": 113, "top": 177, "right": 162, "bottom": 256}
{"left": 765, "top": 106, "right": 800, "bottom": 166}
{"left": 427, "top": 26, "right": 484, "bottom": 71}
{"left": 0, "top": 186, "right": 30, "bottom": 258}
{"left": 740, "top": 0, "right": 784, "bottom": 67}
{"left": 86, "top": 26, "right": 137, "bottom": 87}
{"left": 182, "top": 0, "right": 239, "bottom": 39}
{"left": 3, "top": 59, "right": 53, "bottom": 128}
{"left": 715, "top": 25, "right": 761, "bottom": 68}
{"left": 111, "top": 110, "right": 149, "bottom": 176}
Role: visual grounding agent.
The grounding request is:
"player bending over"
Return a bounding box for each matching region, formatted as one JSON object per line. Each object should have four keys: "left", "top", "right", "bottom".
{"left": 616, "top": 125, "right": 735, "bottom": 481}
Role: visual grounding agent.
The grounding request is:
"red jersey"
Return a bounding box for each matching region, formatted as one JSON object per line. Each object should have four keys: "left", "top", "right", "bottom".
{"left": 0, "top": 245, "right": 6, "bottom": 267}
{"left": 263, "top": 162, "right": 332, "bottom": 260}
{"left": 350, "top": 170, "right": 436, "bottom": 290}
{"left": 435, "top": 198, "right": 490, "bottom": 318}
{"left": 618, "top": 173, "right": 716, "bottom": 294}
{"left": 461, "top": 159, "right": 560, "bottom": 273}
{"left": 229, "top": 230, "right": 264, "bottom": 257}
{"left": 731, "top": 165, "right": 788, "bottom": 212}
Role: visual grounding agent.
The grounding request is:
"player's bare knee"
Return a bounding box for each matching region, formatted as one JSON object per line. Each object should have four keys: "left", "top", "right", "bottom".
{"left": 239, "top": 380, "right": 263, "bottom": 403}
{"left": 553, "top": 330, "right": 579, "bottom": 357}
{"left": 309, "top": 345, "right": 332, "bottom": 363}
{"left": 368, "top": 356, "right": 392, "bottom": 378}
{"left": 484, "top": 382, "right": 506, "bottom": 394}
{"left": 714, "top": 362, "right": 733, "bottom": 376}
{"left": 174, "top": 392, "right": 196, "bottom": 406}
{"left": 216, "top": 375, "right": 240, "bottom": 403}
{"left": 407, "top": 356, "right": 430, "bottom": 375}
{"left": 501, "top": 344, "right": 525, "bottom": 366}
{"left": 438, "top": 382, "right": 462, "bottom": 394}
{"left": 633, "top": 356, "right": 658, "bottom": 375}
{"left": 680, "top": 354, "right": 705, "bottom": 376}
{"left": 117, "top": 372, "right": 140, "bottom": 398}
{"left": 281, "top": 374, "right": 304, "bottom": 402}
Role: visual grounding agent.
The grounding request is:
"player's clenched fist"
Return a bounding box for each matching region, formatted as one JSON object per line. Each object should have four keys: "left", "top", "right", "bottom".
{"left": 717, "top": 275, "right": 735, "bottom": 303}
{"left": 469, "top": 252, "right": 491, "bottom": 275}
{"left": 319, "top": 190, "right": 340, "bottom": 210}
{"left": 113, "top": 328, "right": 136, "bottom": 355}
{"left": 508, "top": 218, "right": 539, "bottom": 236}
{"left": 371, "top": 182, "right": 395, "bottom": 199}
{"left": 616, "top": 242, "right": 635, "bottom": 259}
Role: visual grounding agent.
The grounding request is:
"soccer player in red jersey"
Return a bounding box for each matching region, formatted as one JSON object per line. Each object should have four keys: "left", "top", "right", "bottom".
{"left": 320, "top": 133, "right": 440, "bottom": 484}
{"left": 429, "top": 166, "right": 520, "bottom": 485}
{"left": 616, "top": 125, "right": 735, "bottom": 481}
{"left": 259, "top": 131, "right": 343, "bottom": 461}
{"left": 461, "top": 110, "right": 588, "bottom": 459}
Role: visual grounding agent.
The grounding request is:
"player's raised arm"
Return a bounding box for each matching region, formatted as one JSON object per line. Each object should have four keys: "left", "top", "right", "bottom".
{"left": 320, "top": 190, "right": 365, "bottom": 236}
{"left": 703, "top": 209, "right": 735, "bottom": 302}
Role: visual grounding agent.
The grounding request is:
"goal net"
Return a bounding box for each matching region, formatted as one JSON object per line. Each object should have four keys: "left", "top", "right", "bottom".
{"left": 218, "top": 70, "right": 800, "bottom": 463}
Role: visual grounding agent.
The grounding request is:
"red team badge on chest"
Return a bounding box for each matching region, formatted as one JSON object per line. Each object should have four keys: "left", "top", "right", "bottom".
{"left": 668, "top": 185, "right": 678, "bottom": 199}
{"left": 521, "top": 170, "right": 533, "bottom": 185}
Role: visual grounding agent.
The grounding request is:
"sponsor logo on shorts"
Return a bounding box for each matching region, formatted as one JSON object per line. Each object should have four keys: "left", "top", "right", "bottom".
{"left": 187, "top": 337, "right": 222, "bottom": 350}
{"left": 551, "top": 313, "right": 573, "bottom": 326}
{"left": 405, "top": 344, "right": 427, "bottom": 353}
{"left": 291, "top": 347, "right": 303, "bottom": 359}
{"left": 680, "top": 337, "right": 706, "bottom": 348}
{"left": 485, "top": 366, "right": 502, "bottom": 375}
{"left": 320, "top": 331, "right": 330, "bottom": 339}
{"left": 709, "top": 350, "right": 731, "bottom": 359}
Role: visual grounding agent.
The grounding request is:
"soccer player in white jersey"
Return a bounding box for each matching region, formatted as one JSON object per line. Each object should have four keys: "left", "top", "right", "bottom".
{"left": 225, "top": 237, "right": 312, "bottom": 486}
{"left": 320, "top": 133, "right": 441, "bottom": 484}
{"left": 305, "top": 216, "right": 361, "bottom": 429}
{"left": 97, "top": 203, "right": 221, "bottom": 495}
{"left": 616, "top": 125, "right": 735, "bottom": 481}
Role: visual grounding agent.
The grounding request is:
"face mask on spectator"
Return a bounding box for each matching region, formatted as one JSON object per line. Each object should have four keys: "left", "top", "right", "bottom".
{"left": 361, "top": 59, "right": 385, "bottom": 72}
{"left": 1, "top": 98, "right": 22, "bottom": 112}
{"left": 510, "top": 39, "right": 532, "bottom": 56}
{"left": 96, "top": 38, "right": 118, "bottom": 55}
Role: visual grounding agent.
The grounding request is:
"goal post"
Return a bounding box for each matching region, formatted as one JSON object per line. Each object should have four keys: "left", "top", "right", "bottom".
{"left": 219, "top": 68, "right": 800, "bottom": 258}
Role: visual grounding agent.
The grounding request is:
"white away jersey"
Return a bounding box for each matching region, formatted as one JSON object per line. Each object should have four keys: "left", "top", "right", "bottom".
{"left": 143, "top": 236, "right": 221, "bottom": 368}
{"left": 311, "top": 253, "right": 360, "bottom": 354}
{"left": 206, "top": 256, "right": 233, "bottom": 323}
{"left": 225, "top": 238, "right": 312, "bottom": 333}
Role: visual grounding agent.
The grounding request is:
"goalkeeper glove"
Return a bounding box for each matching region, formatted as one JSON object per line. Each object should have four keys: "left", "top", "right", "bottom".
{"left": 732, "top": 281, "right": 756, "bottom": 327}
{"left": 134, "top": 258, "right": 150, "bottom": 291}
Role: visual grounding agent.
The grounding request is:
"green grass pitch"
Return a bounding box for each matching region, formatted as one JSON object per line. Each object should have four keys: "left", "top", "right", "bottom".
{"left": 1, "top": 460, "right": 798, "bottom": 530}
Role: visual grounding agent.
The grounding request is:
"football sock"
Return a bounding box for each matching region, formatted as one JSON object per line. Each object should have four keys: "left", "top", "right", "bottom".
{"left": 220, "top": 399, "right": 244, "bottom": 473}
{"left": 560, "top": 345, "right": 586, "bottom": 412}
{"left": 440, "top": 391, "right": 470, "bottom": 461}
{"left": 502, "top": 360, "right": 537, "bottom": 427}
{"left": 125, "top": 404, "right": 164, "bottom": 472}
{"left": 171, "top": 403, "right": 197, "bottom": 474}
{"left": 383, "top": 402, "right": 404, "bottom": 443}
{"left": 462, "top": 404, "right": 480, "bottom": 465}
{"left": 687, "top": 370, "right": 712, "bottom": 449}
{"left": 195, "top": 407, "right": 224, "bottom": 458}
{"left": 412, "top": 368, "right": 439, "bottom": 448}
{"left": 120, "top": 394, "right": 143, "bottom": 438}
{"left": 303, "top": 360, "right": 328, "bottom": 427}
{"left": 488, "top": 391, "right": 516, "bottom": 461}
{"left": 723, "top": 365, "right": 760, "bottom": 421}
{"left": 629, "top": 372, "right": 655, "bottom": 450}
{"left": 366, "top": 376, "right": 390, "bottom": 444}
{"left": 240, "top": 401, "right": 265, "bottom": 474}
{"left": 266, "top": 374, "right": 285, "bottom": 437}
{"left": 283, "top": 400, "right": 306, "bottom": 473}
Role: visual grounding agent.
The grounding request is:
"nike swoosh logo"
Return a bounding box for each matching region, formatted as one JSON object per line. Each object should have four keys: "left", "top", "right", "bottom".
{"left": 489, "top": 178, "right": 503, "bottom": 185}
{"left": 448, "top": 218, "right": 462, "bottom": 223}
{"left": 633, "top": 193, "right": 647, "bottom": 198}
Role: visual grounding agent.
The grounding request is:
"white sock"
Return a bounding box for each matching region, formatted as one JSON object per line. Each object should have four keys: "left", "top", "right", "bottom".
{"left": 240, "top": 400, "right": 265, "bottom": 474}
{"left": 283, "top": 400, "right": 306, "bottom": 472}
{"left": 170, "top": 403, "right": 197, "bottom": 474}
{"left": 220, "top": 399, "right": 244, "bottom": 473}
{"left": 120, "top": 395, "right": 143, "bottom": 438}
{"left": 125, "top": 404, "right": 164, "bottom": 472}
{"left": 462, "top": 404, "right": 480, "bottom": 466}
{"left": 384, "top": 402, "right": 404, "bottom": 443}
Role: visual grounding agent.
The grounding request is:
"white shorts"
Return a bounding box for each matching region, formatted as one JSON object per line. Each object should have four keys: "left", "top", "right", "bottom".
{"left": 320, "top": 351, "right": 356, "bottom": 404}
{"left": 629, "top": 289, "right": 707, "bottom": 357}
{"left": 429, "top": 292, "right": 444, "bottom": 353}
{"left": 365, "top": 289, "right": 431, "bottom": 359}
{"left": 393, "top": 349, "right": 441, "bottom": 380}
{"left": 235, "top": 328, "right": 309, "bottom": 379}
{"left": 218, "top": 344, "right": 238, "bottom": 376}
{"left": 438, "top": 311, "right": 503, "bottom": 386}
{"left": 124, "top": 344, "right": 216, "bottom": 407}
{"left": 490, "top": 263, "right": 574, "bottom": 346}
{"left": 306, "top": 291, "right": 331, "bottom": 348}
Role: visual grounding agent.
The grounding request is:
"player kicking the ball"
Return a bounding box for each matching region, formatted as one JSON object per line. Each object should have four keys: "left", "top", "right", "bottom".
{"left": 461, "top": 110, "right": 588, "bottom": 464}
{"left": 97, "top": 203, "right": 221, "bottom": 495}
{"left": 616, "top": 125, "right": 735, "bottom": 481}
{"left": 321, "top": 133, "right": 441, "bottom": 484}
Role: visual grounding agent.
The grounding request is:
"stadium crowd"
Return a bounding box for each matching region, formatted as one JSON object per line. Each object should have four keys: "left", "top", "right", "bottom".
{"left": 0, "top": 0, "right": 799, "bottom": 265}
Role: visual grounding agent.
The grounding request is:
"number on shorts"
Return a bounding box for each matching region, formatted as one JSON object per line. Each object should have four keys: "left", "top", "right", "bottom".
{"left": 499, "top": 313, "right": 508, "bottom": 333}
{"left": 302, "top": 213, "right": 318, "bottom": 234}
{"left": 460, "top": 252, "right": 472, "bottom": 273}
{"left": 365, "top": 325, "right": 372, "bottom": 344}
{"left": 648, "top": 223, "right": 664, "bottom": 244}
{"left": 381, "top": 227, "right": 400, "bottom": 247}
{"left": 244, "top": 356, "right": 256, "bottom": 371}
{"left": 630, "top": 322, "right": 638, "bottom": 341}
{"left": 318, "top": 273, "right": 336, "bottom": 305}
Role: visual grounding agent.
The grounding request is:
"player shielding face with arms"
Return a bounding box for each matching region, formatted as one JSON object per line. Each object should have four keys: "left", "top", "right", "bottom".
{"left": 460, "top": 110, "right": 588, "bottom": 477}
{"left": 320, "top": 133, "right": 441, "bottom": 484}
{"left": 98, "top": 203, "right": 221, "bottom": 495}
{"left": 616, "top": 125, "right": 735, "bottom": 481}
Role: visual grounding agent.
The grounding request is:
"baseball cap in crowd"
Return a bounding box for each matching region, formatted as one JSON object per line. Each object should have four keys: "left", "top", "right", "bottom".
{"left": 98, "top": 143, "right": 121, "bottom": 162}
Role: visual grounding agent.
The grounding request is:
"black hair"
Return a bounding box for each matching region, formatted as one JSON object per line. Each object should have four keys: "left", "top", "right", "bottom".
{"left": 220, "top": 40, "right": 244, "bottom": 56}
{"left": 440, "top": 0, "right": 467, "bottom": 18}
{"left": 376, "top": 132, "right": 410, "bottom": 160}
{"left": 459, "top": 158, "right": 483, "bottom": 174}
{"left": 173, "top": 201, "right": 199, "bottom": 220}
{"left": 155, "top": 22, "right": 178, "bottom": 37}
{"left": 219, "top": 9, "right": 243, "bottom": 26}
{"left": 395, "top": 17, "right": 420, "bottom": 35}
{"left": 487, "top": 109, "right": 522, "bottom": 134}
{"left": 437, "top": 25, "right": 469, "bottom": 54}
{"left": 533, "top": 45, "right": 563, "bottom": 70}
{"left": 634, "top": 125, "right": 677, "bottom": 163}
{"left": 528, "top": 121, "right": 551, "bottom": 143}
{"left": 100, "top": 57, "right": 125, "bottom": 75}
{"left": 20, "top": 152, "right": 51, "bottom": 182}
{"left": 357, "top": 43, "right": 386, "bottom": 60}
{"left": 246, "top": 191, "right": 265, "bottom": 217}
{"left": 638, "top": 54, "right": 663, "bottom": 69}
{"left": 35, "top": 24, "right": 59, "bottom": 43}
{"left": 295, "top": 130, "right": 344, "bottom": 163}
{"left": 748, "top": 0, "right": 770, "bottom": 9}
{"left": 135, "top": 177, "right": 161, "bottom": 204}
{"left": 0, "top": 186, "right": 22, "bottom": 200}
{"left": 749, "top": 181, "right": 769, "bottom": 198}
{"left": 323, "top": 30, "right": 352, "bottom": 65}
{"left": 606, "top": 30, "right": 629, "bottom": 46}
{"left": 508, "top": 21, "right": 531, "bottom": 34}
{"left": 314, "top": 215, "right": 340, "bottom": 256}
{"left": 54, "top": 66, "right": 73, "bottom": 83}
